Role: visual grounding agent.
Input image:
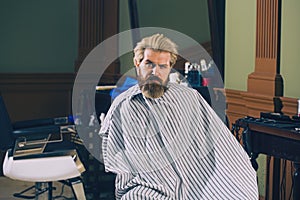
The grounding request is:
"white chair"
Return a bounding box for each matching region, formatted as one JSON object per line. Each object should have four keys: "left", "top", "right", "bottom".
{"left": 0, "top": 95, "right": 87, "bottom": 199}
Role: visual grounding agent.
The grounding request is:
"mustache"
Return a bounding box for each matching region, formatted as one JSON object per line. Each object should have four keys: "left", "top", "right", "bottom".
{"left": 146, "top": 75, "right": 163, "bottom": 83}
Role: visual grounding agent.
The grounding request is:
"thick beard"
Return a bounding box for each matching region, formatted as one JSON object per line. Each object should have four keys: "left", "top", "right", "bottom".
{"left": 138, "top": 76, "right": 168, "bottom": 98}
{"left": 141, "top": 83, "right": 167, "bottom": 98}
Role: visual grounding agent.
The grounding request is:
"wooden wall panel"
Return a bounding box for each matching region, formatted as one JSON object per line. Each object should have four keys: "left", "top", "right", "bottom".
{"left": 0, "top": 73, "right": 75, "bottom": 122}
{"left": 280, "top": 96, "right": 298, "bottom": 117}
{"left": 226, "top": 89, "right": 246, "bottom": 127}
{"left": 75, "top": 0, "right": 120, "bottom": 81}
{"left": 226, "top": 89, "right": 275, "bottom": 125}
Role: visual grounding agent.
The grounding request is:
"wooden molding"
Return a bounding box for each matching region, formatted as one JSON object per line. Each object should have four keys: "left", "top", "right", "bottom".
{"left": 0, "top": 72, "right": 121, "bottom": 122}
{"left": 225, "top": 89, "right": 247, "bottom": 125}
{"left": 247, "top": 72, "right": 283, "bottom": 96}
{"left": 225, "top": 89, "right": 275, "bottom": 125}
{"left": 243, "top": 92, "right": 275, "bottom": 117}
{"left": 226, "top": 89, "right": 297, "bottom": 124}
{"left": 227, "top": 85, "right": 298, "bottom": 120}
{"left": 280, "top": 96, "right": 298, "bottom": 117}
{"left": 0, "top": 73, "right": 76, "bottom": 122}
{"left": 0, "top": 73, "right": 75, "bottom": 90}
{"left": 255, "top": 0, "right": 279, "bottom": 69}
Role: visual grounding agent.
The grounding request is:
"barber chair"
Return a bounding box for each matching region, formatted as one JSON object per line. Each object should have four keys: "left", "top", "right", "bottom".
{"left": 0, "top": 95, "right": 87, "bottom": 200}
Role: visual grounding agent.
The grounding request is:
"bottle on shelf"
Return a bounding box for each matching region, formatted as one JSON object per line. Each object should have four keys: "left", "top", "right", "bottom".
{"left": 187, "top": 63, "right": 202, "bottom": 88}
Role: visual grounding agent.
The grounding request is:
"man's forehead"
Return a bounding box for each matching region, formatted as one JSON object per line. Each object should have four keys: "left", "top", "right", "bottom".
{"left": 143, "top": 49, "right": 171, "bottom": 58}
{"left": 144, "top": 48, "right": 170, "bottom": 53}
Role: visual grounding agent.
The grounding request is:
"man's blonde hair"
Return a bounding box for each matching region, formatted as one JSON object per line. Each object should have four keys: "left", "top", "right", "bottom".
{"left": 134, "top": 33, "right": 178, "bottom": 67}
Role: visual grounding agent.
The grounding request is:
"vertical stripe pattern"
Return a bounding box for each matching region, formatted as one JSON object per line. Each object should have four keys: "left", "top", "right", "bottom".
{"left": 100, "top": 83, "right": 258, "bottom": 199}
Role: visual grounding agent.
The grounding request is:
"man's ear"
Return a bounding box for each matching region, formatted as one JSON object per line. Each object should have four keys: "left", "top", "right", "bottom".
{"left": 134, "top": 58, "right": 140, "bottom": 67}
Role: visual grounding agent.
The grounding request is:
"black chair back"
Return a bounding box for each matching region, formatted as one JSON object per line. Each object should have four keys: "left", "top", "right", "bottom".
{"left": 0, "top": 95, "right": 14, "bottom": 151}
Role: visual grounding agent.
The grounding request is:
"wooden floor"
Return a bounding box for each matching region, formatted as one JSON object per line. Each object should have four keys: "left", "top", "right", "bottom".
{"left": 0, "top": 176, "right": 115, "bottom": 200}
{"left": 0, "top": 176, "right": 75, "bottom": 200}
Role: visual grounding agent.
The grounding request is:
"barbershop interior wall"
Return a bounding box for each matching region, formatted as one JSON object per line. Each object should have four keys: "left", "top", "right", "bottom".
{"left": 118, "top": 0, "right": 211, "bottom": 74}
{"left": 0, "top": 0, "right": 78, "bottom": 122}
{"left": 0, "top": 0, "right": 78, "bottom": 73}
{"left": 224, "top": 0, "right": 256, "bottom": 92}
{"left": 0, "top": 0, "right": 210, "bottom": 74}
{"left": 0, "top": 0, "right": 210, "bottom": 121}
{"left": 225, "top": 0, "right": 300, "bottom": 98}
{"left": 280, "top": 0, "right": 300, "bottom": 98}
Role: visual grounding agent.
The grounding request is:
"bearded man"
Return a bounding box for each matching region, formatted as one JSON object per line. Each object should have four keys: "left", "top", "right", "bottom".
{"left": 100, "top": 33, "right": 258, "bottom": 200}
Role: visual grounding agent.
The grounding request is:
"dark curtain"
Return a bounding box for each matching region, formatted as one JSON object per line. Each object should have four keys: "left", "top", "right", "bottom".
{"left": 207, "top": 0, "right": 225, "bottom": 80}
{"left": 128, "top": 0, "right": 140, "bottom": 46}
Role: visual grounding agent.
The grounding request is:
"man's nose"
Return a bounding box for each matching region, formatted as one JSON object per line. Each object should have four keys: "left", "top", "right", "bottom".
{"left": 151, "top": 65, "right": 159, "bottom": 75}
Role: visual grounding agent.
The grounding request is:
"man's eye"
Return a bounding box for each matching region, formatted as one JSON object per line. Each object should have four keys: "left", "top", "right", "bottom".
{"left": 145, "top": 63, "right": 154, "bottom": 68}
{"left": 159, "top": 65, "right": 167, "bottom": 69}
{"left": 143, "top": 63, "right": 168, "bottom": 69}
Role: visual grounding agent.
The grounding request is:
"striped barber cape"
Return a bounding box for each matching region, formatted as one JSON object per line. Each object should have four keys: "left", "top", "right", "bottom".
{"left": 100, "top": 83, "right": 258, "bottom": 200}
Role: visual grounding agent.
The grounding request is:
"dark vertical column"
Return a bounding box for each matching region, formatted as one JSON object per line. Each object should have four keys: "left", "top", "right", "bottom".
{"left": 272, "top": 158, "right": 281, "bottom": 200}
{"left": 128, "top": 0, "right": 140, "bottom": 47}
{"left": 207, "top": 0, "right": 225, "bottom": 80}
{"left": 293, "top": 162, "right": 300, "bottom": 200}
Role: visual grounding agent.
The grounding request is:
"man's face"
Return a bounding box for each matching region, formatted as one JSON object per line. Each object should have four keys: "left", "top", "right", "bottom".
{"left": 135, "top": 48, "right": 172, "bottom": 98}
